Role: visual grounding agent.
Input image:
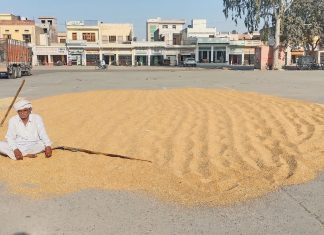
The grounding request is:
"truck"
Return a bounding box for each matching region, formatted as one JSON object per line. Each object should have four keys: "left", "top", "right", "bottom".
{"left": 0, "top": 38, "right": 32, "bottom": 79}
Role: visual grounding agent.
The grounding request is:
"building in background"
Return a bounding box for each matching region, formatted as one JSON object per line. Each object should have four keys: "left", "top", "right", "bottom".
{"left": 0, "top": 13, "right": 43, "bottom": 45}
{"left": 57, "top": 32, "right": 67, "bottom": 43}
{"left": 99, "top": 23, "right": 134, "bottom": 64}
{"left": 181, "top": 19, "right": 217, "bottom": 43}
{"left": 37, "top": 16, "right": 58, "bottom": 44}
{"left": 66, "top": 20, "right": 100, "bottom": 66}
{"left": 0, "top": 13, "right": 266, "bottom": 68}
{"left": 179, "top": 19, "right": 261, "bottom": 65}
{"left": 146, "top": 17, "right": 185, "bottom": 45}
{"left": 0, "top": 13, "right": 20, "bottom": 21}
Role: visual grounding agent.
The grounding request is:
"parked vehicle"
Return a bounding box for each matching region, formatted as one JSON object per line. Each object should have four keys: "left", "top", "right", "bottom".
{"left": 183, "top": 58, "right": 197, "bottom": 67}
{"left": 297, "top": 56, "right": 319, "bottom": 70}
{"left": 0, "top": 38, "right": 32, "bottom": 78}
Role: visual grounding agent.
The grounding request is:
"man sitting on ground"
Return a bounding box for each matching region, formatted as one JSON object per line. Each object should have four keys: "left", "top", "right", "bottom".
{"left": 0, "top": 99, "right": 52, "bottom": 160}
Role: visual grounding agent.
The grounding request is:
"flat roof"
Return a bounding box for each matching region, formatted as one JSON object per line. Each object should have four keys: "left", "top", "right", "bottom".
{"left": 147, "top": 18, "right": 185, "bottom": 24}
{"left": 38, "top": 16, "right": 57, "bottom": 19}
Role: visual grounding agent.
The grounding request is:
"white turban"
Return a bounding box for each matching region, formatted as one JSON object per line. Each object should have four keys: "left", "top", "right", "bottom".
{"left": 14, "top": 99, "right": 32, "bottom": 111}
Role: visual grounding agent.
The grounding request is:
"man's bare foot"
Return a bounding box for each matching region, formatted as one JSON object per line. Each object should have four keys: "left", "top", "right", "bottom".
{"left": 25, "top": 154, "right": 37, "bottom": 158}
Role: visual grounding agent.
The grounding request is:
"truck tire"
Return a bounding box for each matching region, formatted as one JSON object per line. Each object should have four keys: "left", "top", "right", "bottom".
{"left": 16, "top": 67, "right": 22, "bottom": 78}
{"left": 26, "top": 68, "right": 32, "bottom": 76}
{"left": 9, "top": 67, "right": 17, "bottom": 79}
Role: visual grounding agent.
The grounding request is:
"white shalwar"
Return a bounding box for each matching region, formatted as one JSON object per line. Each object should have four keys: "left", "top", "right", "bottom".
{"left": 0, "top": 114, "right": 52, "bottom": 160}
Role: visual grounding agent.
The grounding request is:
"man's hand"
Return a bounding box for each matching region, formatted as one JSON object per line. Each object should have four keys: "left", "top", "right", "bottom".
{"left": 45, "top": 146, "right": 52, "bottom": 158}
{"left": 14, "top": 149, "right": 23, "bottom": 160}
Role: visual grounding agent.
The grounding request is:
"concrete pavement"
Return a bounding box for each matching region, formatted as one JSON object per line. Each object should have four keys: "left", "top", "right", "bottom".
{"left": 0, "top": 68, "right": 323, "bottom": 234}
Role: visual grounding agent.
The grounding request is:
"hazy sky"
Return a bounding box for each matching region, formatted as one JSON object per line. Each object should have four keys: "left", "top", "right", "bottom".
{"left": 0, "top": 0, "right": 246, "bottom": 40}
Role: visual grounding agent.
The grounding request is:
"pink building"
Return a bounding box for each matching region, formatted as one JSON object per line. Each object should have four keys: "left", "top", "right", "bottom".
{"left": 255, "top": 45, "right": 286, "bottom": 70}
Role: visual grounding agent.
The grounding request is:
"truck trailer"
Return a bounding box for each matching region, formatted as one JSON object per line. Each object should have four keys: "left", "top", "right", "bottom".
{"left": 0, "top": 38, "right": 32, "bottom": 79}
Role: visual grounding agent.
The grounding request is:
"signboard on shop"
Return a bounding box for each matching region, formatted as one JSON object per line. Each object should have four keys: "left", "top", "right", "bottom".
{"left": 151, "top": 49, "right": 163, "bottom": 55}
{"left": 69, "top": 49, "right": 84, "bottom": 54}
{"left": 229, "top": 48, "right": 243, "bottom": 54}
{"left": 135, "top": 50, "right": 147, "bottom": 55}
{"left": 35, "top": 47, "right": 67, "bottom": 55}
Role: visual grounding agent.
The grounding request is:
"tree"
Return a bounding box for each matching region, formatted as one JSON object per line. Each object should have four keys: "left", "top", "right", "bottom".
{"left": 283, "top": 0, "right": 324, "bottom": 54}
{"left": 223, "top": 0, "right": 294, "bottom": 69}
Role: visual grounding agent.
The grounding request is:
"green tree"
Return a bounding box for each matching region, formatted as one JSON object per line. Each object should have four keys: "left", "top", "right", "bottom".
{"left": 223, "top": 0, "right": 294, "bottom": 69}
{"left": 283, "top": 0, "right": 324, "bottom": 54}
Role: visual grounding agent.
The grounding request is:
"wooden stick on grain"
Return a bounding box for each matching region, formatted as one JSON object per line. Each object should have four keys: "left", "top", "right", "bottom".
{"left": 0, "top": 79, "right": 26, "bottom": 127}
{"left": 52, "top": 146, "right": 152, "bottom": 163}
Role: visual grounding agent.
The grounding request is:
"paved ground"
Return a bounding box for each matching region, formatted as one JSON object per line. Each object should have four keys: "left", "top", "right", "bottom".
{"left": 0, "top": 67, "right": 323, "bottom": 234}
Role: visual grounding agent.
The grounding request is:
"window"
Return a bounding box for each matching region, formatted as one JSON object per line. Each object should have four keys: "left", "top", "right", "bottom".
{"left": 320, "top": 52, "right": 324, "bottom": 63}
{"left": 5, "top": 29, "right": 9, "bottom": 32}
{"left": 117, "top": 36, "right": 123, "bottom": 43}
{"left": 60, "top": 38, "right": 66, "bottom": 43}
{"left": 172, "top": 25, "right": 176, "bottom": 29}
{"left": 3, "top": 34, "right": 11, "bottom": 39}
{"left": 102, "top": 35, "right": 109, "bottom": 44}
{"left": 109, "top": 36, "right": 116, "bottom": 43}
{"left": 15, "top": 29, "right": 19, "bottom": 32}
{"left": 72, "top": 32, "right": 77, "bottom": 40}
{"left": 82, "top": 33, "right": 96, "bottom": 42}
{"left": 162, "top": 25, "right": 168, "bottom": 29}
{"left": 41, "top": 20, "right": 45, "bottom": 24}
{"left": 23, "top": 34, "right": 31, "bottom": 43}
{"left": 24, "top": 30, "right": 29, "bottom": 32}
{"left": 48, "top": 20, "right": 52, "bottom": 25}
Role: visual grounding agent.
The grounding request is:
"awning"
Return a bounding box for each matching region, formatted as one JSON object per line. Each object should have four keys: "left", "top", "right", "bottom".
{"left": 102, "top": 52, "right": 115, "bottom": 56}
{"left": 291, "top": 51, "right": 304, "bottom": 56}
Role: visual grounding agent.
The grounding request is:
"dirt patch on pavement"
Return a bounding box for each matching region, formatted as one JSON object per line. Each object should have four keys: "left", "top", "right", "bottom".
{"left": 0, "top": 89, "right": 324, "bottom": 205}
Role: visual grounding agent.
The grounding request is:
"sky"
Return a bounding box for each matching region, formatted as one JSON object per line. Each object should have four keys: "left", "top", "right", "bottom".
{"left": 0, "top": 0, "right": 246, "bottom": 40}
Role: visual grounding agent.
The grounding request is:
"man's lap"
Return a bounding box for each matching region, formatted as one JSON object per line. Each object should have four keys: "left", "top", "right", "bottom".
{"left": 0, "top": 141, "right": 45, "bottom": 160}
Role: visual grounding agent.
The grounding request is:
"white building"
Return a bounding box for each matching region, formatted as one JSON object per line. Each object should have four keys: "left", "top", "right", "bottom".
{"left": 181, "top": 19, "right": 217, "bottom": 42}
{"left": 146, "top": 17, "right": 185, "bottom": 45}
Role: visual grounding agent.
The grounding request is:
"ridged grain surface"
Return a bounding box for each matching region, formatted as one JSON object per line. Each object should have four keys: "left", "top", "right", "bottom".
{"left": 0, "top": 89, "right": 324, "bottom": 205}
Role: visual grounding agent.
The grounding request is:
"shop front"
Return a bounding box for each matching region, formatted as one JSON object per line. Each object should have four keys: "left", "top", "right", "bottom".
{"left": 37, "top": 55, "right": 48, "bottom": 65}
{"left": 150, "top": 55, "right": 163, "bottom": 66}
{"left": 150, "top": 49, "right": 164, "bottom": 66}
{"left": 34, "top": 46, "right": 67, "bottom": 66}
{"left": 213, "top": 47, "right": 227, "bottom": 63}
{"left": 86, "top": 50, "right": 100, "bottom": 66}
{"left": 101, "top": 51, "right": 115, "bottom": 65}
{"left": 319, "top": 51, "right": 324, "bottom": 64}
{"left": 68, "top": 49, "right": 85, "bottom": 66}
{"left": 179, "top": 49, "right": 196, "bottom": 63}
{"left": 165, "top": 55, "right": 177, "bottom": 66}
{"left": 118, "top": 55, "right": 132, "bottom": 66}
{"left": 135, "top": 50, "right": 148, "bottom": 66}
{"left": 291, "top": 51, "right": 304, "bottom": 64}
{"left": 243, "top": 48, "right": 255, "bottom": 65}
{"left": 198, "top": 47, "right": 211, "bottom": 63}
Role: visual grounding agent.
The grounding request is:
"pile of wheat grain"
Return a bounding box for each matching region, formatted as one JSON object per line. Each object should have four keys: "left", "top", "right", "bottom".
{"left": 0, "top": 89, "right": 323, "bottom": 205}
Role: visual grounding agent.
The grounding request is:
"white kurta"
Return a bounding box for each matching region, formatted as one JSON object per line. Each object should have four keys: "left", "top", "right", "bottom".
{"left": 0, "top": 114, "right": 52, "bottom": 160}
